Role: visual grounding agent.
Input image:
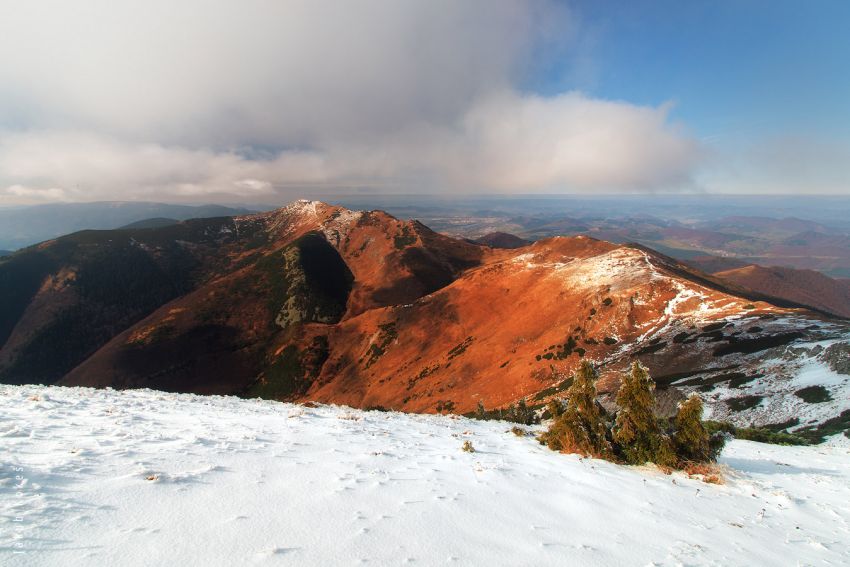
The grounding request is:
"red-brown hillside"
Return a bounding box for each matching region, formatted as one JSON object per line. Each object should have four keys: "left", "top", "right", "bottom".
{"left": 305, "top": 235, "right": 792, "bottom": 413}
{"left": 714, "top": 264, "right": 850, "bottom": 318}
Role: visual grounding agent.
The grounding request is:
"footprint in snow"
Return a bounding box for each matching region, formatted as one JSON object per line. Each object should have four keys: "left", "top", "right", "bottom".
{"left": 253, "top": 546, "right": 297, "bottom": 560}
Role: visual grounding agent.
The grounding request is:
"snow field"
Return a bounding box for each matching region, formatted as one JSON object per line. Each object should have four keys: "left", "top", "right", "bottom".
{"left": 2, "top": 385, "right": 849, "bottom": 566}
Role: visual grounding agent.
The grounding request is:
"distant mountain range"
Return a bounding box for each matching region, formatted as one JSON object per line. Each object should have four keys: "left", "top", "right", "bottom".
{"left": 0, "top": 201, "right": 256, "bottom": 251}
{"left": 1, "top": 200, "right": 847, "bottom": 441}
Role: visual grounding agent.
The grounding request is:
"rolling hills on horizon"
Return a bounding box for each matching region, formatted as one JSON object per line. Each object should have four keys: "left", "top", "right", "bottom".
{"left": 1, "top": 200, "right": 848, "bottom": 441}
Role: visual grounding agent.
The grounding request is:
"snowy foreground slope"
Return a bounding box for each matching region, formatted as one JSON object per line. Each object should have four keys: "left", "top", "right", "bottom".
{"left": 2, "top": 386, "right": 849, "bottom": 567}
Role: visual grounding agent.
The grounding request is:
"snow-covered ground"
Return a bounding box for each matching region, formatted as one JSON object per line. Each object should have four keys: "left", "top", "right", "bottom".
{"left": 679, "top": 329, "right": 850, "bottom": 430}
{"left": 2, "top": 385, "right": 849, "bottom": 566}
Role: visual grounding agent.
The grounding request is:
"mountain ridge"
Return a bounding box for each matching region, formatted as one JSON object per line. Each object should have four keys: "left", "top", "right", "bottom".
{"left": 1, "top": 200, "right": 848, "bottom": 437}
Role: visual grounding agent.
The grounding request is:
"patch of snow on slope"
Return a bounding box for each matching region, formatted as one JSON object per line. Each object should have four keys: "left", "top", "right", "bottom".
{"left": 688, "top": 336, "right": 850, "bottom": 429}
{"left": 632, "top": 281, "right": 724, "bottom": 346}
{"left": 509, "top": 252, "right": 537, "bottom": 268}
{"left": 287, "top": 199, "right": 322, "bottom": 218}
{"left": 320, "top": 209, "right": 364, "bottom": 247}
{"left": 663, "top": 283, "right": 706, "bottom": 318}
{"left": 2, "top": 385, "right": 849, "bottom": 566}
{"left": 561, "top": 248, "right": 659, "bottom": 291}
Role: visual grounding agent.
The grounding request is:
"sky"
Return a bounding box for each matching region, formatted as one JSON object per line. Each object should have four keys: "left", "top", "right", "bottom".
{"left": 0, "top": 0, "right": 847, "bottom": 205}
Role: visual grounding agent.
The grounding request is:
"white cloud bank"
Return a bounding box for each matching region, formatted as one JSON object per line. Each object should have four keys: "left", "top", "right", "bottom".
{"left": 0, "top": 1, "right": 701, "bottom": 203}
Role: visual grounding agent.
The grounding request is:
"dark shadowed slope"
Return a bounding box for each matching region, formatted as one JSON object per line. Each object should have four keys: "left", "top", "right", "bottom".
{"left": 474, "top": 232, "right": 532, "bottom": 249}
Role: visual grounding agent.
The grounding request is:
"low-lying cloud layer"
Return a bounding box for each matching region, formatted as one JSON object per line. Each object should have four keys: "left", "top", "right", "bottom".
{"left": 0, "top": 1, "right": 701, "bottom": 203}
